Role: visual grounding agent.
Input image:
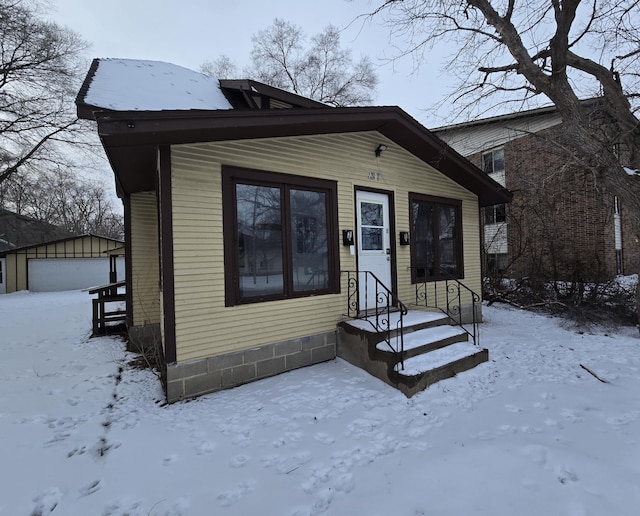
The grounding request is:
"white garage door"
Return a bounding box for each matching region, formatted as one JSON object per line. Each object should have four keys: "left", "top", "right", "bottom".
{"left": 28, "top": 258, "right": 112, "bottom": 292}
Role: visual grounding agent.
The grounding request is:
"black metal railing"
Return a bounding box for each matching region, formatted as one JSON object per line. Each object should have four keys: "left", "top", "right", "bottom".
{"left": 342, "top": 270, "right": 409, "bottom": 369}
{"left": 413, "top": 269, "right": 481, "bottom": 346}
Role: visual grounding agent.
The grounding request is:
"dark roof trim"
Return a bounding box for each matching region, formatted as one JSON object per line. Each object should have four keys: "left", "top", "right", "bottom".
{"left": 93, "top": 106, "right": 511, "bottom": 206}
{"left": 219, "top": 79, "right": 327, "bottom": 109}
{"left": 1, "top": 233, "right": 123, "bottom": 255}
{"left": 76, "top": 58, "right": 102, "bottom": 120}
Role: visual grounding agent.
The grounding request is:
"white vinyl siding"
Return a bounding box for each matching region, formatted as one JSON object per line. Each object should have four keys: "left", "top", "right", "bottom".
{"left": 435, "top": 113, "right": 563, "bottom": 158}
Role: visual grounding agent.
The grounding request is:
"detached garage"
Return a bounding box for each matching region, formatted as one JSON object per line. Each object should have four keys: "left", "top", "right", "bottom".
{"left": 0, "top": 235, "right": 124, "bottom": 294}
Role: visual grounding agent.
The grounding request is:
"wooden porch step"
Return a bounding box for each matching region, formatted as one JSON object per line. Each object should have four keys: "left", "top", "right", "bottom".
{"left": 376, "top": 325, "right": 468, "bottom": 359}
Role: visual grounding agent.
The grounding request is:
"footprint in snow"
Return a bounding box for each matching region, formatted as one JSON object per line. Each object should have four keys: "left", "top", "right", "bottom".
{"left": 195, "top": 440, "right": 216, "bottom": 455}
{"left": 497, "top": 424, "right": 518, "bottom": 434}
{"left": 293, "top": 450, "right": 312, "bottom": 466}
{"left": 560, "top": 408, "right": 582, "bottom": 423}
{"left": 555, "top": 464, "right": 579, "bottom": 484}
{"left": 67, "top": 446, "right": 86, "bottom": 458}
{"left": 216, "top": 480, "right": 255, "bottom": 507}
{"left": 261, "top": 453, "right": 286, "bottom": 470}
{"left": 310, "top": 487, "right": 335, "bottom": 514}
{"left": 102, "top": 498, "right": 143, "bottom": 516}
{"left": 313, "top": 432, "right": 335, "bottom": 445}
{"left": 79, "top": 480, "right": 100, "bottom": 497}
{"left": 163, "top": 454, "right": 178, "bottom": 466}
{"left": 606, "top": 410, "right": 639, "bottom": 426}
{"left": 285, "top": 431, "right": 304, "bottom": 442}
{"left": 544, "top": 418, "right": 563, "bottom": 428}
{"left": 30, "top": 487, "right": 62, "bottom": 516}
{"left": 230, "top": 454, "right": 250, "bottom": 468}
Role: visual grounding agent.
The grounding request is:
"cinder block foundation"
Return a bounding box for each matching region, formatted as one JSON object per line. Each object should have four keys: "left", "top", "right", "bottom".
{"left": 166, "top": 331, "right": 336, "bottom": 403}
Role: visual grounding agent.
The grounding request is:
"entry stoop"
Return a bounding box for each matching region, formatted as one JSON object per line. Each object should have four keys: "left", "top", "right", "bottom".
{"left": 337, "top": 310, "right": 488, "bottom": 397}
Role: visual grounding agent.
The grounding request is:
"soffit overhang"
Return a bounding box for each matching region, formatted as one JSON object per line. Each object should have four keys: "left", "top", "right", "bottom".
{"left": 93, "top": 106, "right": 512, "bottom": 206}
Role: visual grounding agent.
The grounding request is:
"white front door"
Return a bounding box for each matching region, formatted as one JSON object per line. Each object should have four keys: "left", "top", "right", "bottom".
{"left": 356, "top": 190, "right": 392, "bottom": 310}
{"left": 0, "top": 258, "right": 5, "bottom": 294}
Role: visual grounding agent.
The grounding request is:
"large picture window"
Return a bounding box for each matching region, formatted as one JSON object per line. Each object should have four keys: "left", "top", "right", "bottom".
{"left": 223, "top": 166, "right": 339, "bottom": 305}
{"left": 410, "top": 193, "right": 463, "bottom": 282}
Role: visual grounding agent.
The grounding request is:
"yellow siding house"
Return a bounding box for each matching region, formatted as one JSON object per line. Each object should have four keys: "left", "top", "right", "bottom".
{"left": 77, "top": 59, "right": 511, "bottom": 402}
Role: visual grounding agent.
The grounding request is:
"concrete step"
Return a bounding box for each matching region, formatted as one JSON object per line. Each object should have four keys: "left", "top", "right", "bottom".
{"left": 376, "top": 325, "right": 468, "bottom": 359}
{"left": 391, "top": 342, "right": 489, "bottom": 397}
{"left": 344, "top": 310, "right": 450, "bottom": 336}
{"left": 337, "top": 311, "right": 487, "bottom": 399}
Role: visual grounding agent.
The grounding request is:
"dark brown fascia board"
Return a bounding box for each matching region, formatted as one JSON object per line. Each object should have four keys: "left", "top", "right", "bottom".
{"left": 95, "top": 106, "right": 512, "bottom": 206}
{"left": 219, "top": 79, "right": 327, "bottom": 109}
{"left": 76, "top": 58, "right": 101, "bottom": 119}
{"left": 3, "top": 233, "right": 123, "bottom": 254}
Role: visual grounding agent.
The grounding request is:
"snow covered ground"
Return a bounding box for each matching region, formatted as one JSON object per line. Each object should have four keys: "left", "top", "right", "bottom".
{"left": 1, "top": 290, "right": 639, "bottom": 516}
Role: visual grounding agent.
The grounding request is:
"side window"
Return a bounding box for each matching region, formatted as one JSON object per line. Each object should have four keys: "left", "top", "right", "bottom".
{"left": 410, "top": 193, "right": 463, "bottom": 282}
{"left": 487, "top": 252, "right": 508, "bottom": 273}
{"left": 223, "top": 166, "right": 338, "bottom": 305}
{"left": 484, "top": 203, "right": 506, "bottom": 224}
{"left": 482, "top": 148, "right": 505, "bottom": 175}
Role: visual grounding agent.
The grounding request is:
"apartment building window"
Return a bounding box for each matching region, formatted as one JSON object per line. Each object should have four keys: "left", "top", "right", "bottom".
{"left": 614, "top": 195, "right": 623, "bottom": 275}
{"left": 482, "top": 148, "right": 505, "bottom": 175}
{"left": 487, "top": 252, "right": 508, "bottom": 273}
{"left": 484, "top": 203, "right": 506, "bottom": 225}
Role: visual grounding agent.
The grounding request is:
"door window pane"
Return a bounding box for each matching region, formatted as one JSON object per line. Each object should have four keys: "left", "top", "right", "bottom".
{"left": 360, "top": 201, "right": 384, "bottom": 250}
{"left": 361, "top": 227, "right": 383, "bottom": 250}
{"left": 360, "top": 202, "right": 383, "bottom": 226}
{"left": 290, "top": 189, "right": 328, "bottom": 292}
{"left": 236, "top": 184, "right": 284, "bottom": 297}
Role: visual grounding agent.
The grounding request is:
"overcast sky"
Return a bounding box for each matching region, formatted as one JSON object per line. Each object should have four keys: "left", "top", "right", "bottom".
{"left": 47, "top": 0, "right": 451, "bottom": 126}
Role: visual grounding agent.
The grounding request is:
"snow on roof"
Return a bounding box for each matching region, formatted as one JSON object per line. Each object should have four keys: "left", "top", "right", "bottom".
{"left": 83, "top": 58, "right": 233, "bottom": 112}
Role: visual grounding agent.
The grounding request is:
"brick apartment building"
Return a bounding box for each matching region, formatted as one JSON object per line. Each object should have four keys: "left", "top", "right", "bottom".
{"left": 433, "top": 103, "right": 640, "bottom": 282}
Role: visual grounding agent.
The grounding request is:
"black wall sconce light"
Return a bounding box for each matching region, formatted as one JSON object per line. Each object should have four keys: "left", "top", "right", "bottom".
{"left": 399, "top": 231, "right": 410, "bottom": 246}
{"left": 375, "top": 144, "right": 388, "bottom": 157}
{"left": 342, "top": 229, "right": 354, "bottom": 246}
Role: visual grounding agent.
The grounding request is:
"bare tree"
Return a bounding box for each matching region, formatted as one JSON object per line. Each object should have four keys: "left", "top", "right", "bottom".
{"left": 202, "top": 18, "right": 378, "bottom": 106}
{"left": 372, "top": 0, "right": 640, "bottom": 324}
{"left": 0, "top": 0, "right": 90, "bottom": 184}
{"left": 199, "top": 54, "right": 238, "bottom": 79}
{"left": 0, "top": 168, "right": 124, "bottom": 239}
{"left": 374, "top": 2, "right": 638, "bottom": 133}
